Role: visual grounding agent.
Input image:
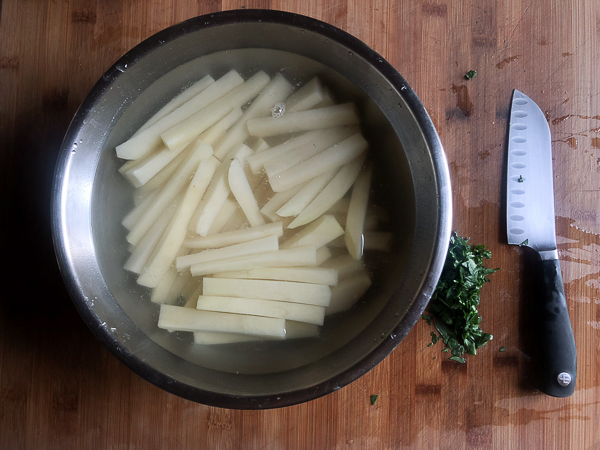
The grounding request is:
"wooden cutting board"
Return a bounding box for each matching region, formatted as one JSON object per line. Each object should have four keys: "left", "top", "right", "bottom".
{"left": 1, "top": 0, "right": 599, "bottom": 448}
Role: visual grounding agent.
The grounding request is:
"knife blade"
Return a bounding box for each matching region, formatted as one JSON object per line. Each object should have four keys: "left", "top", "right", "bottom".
{"left": 507, "top": 89, "right": 577, "bottom": 397}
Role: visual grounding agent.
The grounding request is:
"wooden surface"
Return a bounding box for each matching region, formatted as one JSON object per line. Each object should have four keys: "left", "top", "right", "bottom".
{"left": 1, "top": 0, "right": 599, "bottom": 448}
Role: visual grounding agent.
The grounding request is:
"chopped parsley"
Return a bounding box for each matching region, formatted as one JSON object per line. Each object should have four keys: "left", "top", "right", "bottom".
{"left": 370, "top": 395, "right": 378, "bottom": 405}
{"left": 519, "top": 239, "right": 528, "bottom": 247}
{"left": 424, "top": 232, "right": 498, "bottom": 363}
{"left": 499, "top": 346, "right": 506, "bottom": 352}
{"left": 465, "top": 70, "right": 477, "bottom": 80}
{"left": 518, "top": 175, "right": 524, "bottom": 183}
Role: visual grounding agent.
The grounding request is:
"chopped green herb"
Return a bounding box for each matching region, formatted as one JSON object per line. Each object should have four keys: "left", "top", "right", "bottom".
{"left": 433, "top": 356, "right": 437, "bottom": 360}
{"left": 499, "top": 346, "right": 506, "bottom": 352}
{"left": 465, "top": 70, "right": 477, "bottom": 80}
{"left": 422, "top": 314, "right": 432, "bottom": 325}
{"left": 370, "top": 395, "right": 378, "bottom": 405}
{"left": 518, "top": 175, "right": 524, "bottom": 183}
{"left": 519, "top": 239, "right": 528, "bottom": 247}
{"left": 427, "top": 342, "right": 433, "bottom": 347}
{"left": 423, "top": 232, "right": 499, "bottom": 363}
{"left": 442, "top": 349, "right": 449, "bottom": 353}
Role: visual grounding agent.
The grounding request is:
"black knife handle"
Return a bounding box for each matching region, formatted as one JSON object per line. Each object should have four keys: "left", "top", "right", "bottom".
{"left": 534, "top": 258, "right": 577, "bottom": 397}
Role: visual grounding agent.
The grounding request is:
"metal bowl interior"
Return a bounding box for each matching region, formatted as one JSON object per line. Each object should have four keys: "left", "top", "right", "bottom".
{"left": 52, "top": 10, "right": 451, "bottom": 409}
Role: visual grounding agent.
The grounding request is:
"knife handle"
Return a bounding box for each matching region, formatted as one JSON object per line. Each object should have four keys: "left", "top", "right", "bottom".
{"left": 535, "top": 258, "right": 577, "bottom": 397}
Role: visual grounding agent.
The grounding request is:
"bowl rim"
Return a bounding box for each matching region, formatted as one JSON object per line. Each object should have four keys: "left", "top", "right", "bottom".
{"left": 52, "top": 8, "right": 452, "bottom": 409}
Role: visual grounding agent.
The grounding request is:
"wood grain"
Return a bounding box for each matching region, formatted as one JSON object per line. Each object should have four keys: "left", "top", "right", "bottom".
{"left": 1, "top": 0, "right": 599, "bottom": 448}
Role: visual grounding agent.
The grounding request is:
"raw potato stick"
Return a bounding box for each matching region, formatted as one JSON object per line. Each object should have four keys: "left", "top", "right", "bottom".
{"left": 190, "top": 246, "right": 317, "bottom": 277}
{"left": 127, "top": 137, "right": 213, "bottom": 188}
{"left": 203, "top": 278, "right": 331, "bottom": 307}
{"left": 123, "top": 201, "right": 177, "bottom": 274}
{"left": 321, "top": 253, "right": 365, "bottom": 280}
{"left": 137, "top": 155, "right": 219, "bottom": 288}
{"left": 247, "top": 136, "right": 270, "bottom": 153}
{"left": 161, "top": 71, "right": 270, "bottom": 150}
{"left": 137, "top": 146, "right": 190, "bottom": 194}
{"left": 263, "top": 126, "right": 357, "bottom": 178}
{"left": 122, "top": 190, "right": 159, "bottom": 230}
{"left": 326, "top": 270, "right": 372, "bottom": 315}
{"left": 281, "top": 215, "right": 344, "bottom": 249}
{"left": 196, "top": 295, "right": 325, "bottom": 325}
{"left": 269, "top": 132, "right": 368, "bottom": 192}
{"left": 285, "top": 76, "right": 325, "bottom": 113}
{"left": 228, "top": 158, "right": 265, "bottom": 227}
{"left": 213, "top": 73, "right": 294, "bottom": 160}
{"left": 183, "top": 282, "right": 204, "bottom": 308}
{"left": 260, "top": 185, "right": 304, "bottom": 222}
{"left": 193, "top": 331, "right": 282, "bottom": 345}
{"left": 116, "top": 70, "right": 243, "bottom": 160}
{"left": 135, "top": 75, "right": 215, "bottom": 135}
{"left": 190, "top": 144, "right": 253, "bottom": 236}
{"left": 276, "top": 169, "right": 338, "bottom": 217}
{"left": 213, "top": 267, "right": 338, "bottom": 286}
{"left": 193, "top": 320, "right": 319, "bottom": 345}
{"left": 345, "top": 164, "right": 373, "bottom": 260}
{"left": 206, "top": 198, "right": 237, "bottom": 235}
{"left": 158, "top": 304, "right": 285, "bottom": 337}
{"left": 185, "top": 222, "right": 284, "bottom": 249}
{"left": 246, "top": 102, "right": 360, "bottom": 137}
{"left": 151, "top": 267, "right": 179, "bottom": 304}
{"left": 246, "top": 129, "right": 332, "bottom": 174}
{"left": 126, "top": 146, "right": 209, "bottom": 246}
{"left": 289, "top": 153, "right": 367, "bottom": 228}
{"left": 198, "top": 107, "right": 243, "bottom": 146}
{"left": 316, "top": 246, "right": 333, "bottom": 265}
{"left": 162, "top": 270, "right": 192, "bottom": 305}
{"left": 176, "top": 235, "right": 279, "bottom": 270}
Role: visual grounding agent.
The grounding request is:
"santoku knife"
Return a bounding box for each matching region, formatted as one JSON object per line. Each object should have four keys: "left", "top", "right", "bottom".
{"left": 506, "top": 89, "right": 577, "bottom": 397}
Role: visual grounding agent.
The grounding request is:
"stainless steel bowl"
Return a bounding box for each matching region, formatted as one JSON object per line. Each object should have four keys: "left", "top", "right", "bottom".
{"left": 52, "top": 10, "right": 451, "bottom": 409}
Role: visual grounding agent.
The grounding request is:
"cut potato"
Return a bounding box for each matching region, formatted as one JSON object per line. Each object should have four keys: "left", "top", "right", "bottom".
{"left": 213, "top": 73, "right": 294, "bottom": 160}
{"left": 190, "top": 246, "right": 318, "bottom": 277}
{"left": 276, "top": 169, "right": 338, "bottom": 218}
{"left": 116, "top": 70, "right": 242, "bottom": 160}
{"left": 285, "top": 76, "right": 325, "bottom": 113}
{"left": 198, "top": 107, "right": 243, "bottom": 146}
{"left": 316, "top": 246, "right": 333, "bottom": 266}
{"left": 193, "top": 331, "right": 282, "bottom": 345}
{"left": 263, "top": 126, "right": 357, "bottom": 178}
{"left": 122, "top": 190, "right": 159, "bottom": 230}
{"left": 158, "top": 304, "right": 285, "bottom": 337}
{"left": 161, "top": 71, "right": 270, "bottom": 150}
{"left": 345, "top": 164, "right": 373, "bottom": 260}
{"left": 135, "top": 75, "right": 215, "bottom": 135}
{"left": 281, "top": 215, "right": 344, "bottom": 249}
{"left": 176, "top": 235, "right": 279, "bottom": 271}
{"left": 321, "top": 253, "right": 365, "bottom": 280}
{"left": 228, "top": 158, "right": 265, "bottom": 227}
{"left": 137, "top": 155, "right": 219, "bottom": 288}
{"left": 246, "top": 102, "right": 360, "bottom": 137}
{"left": 196, "top": 295, "right": 325, "bottom": 325}
{"left": 246, "top": 129, "right": 331, "bottom": 174}
{"left": 124, "top": 202, "right": 177, "bottom": 274}
{"left": 126, "top": 145, "right": 209, "bottom": 246}
{"left": 247, "top": 136, "right": 270, "bottom": 153}
{"left": 203, "top": 278, "right": 331, "bottom": 307}
{"left": 190, "top": 144, "right": 253, "bottom": 236}
{"left": 213, "top": 267, "right": 338, "bottom": 286}
{"left": 288, "top": 154, "right": 367, "bottom": 228}
{"left": 326, "top": 270, "right": 372, "bottom": 315}
{"left": 206, "top": 198, "right": 237, "bottom": 235}
{"left": 260, "top": 185, "right": 304, "bottom": 222}
{"left": 185, "top": 221, "right": 283, "bottom": 249}
{"left": 126, "top": 136, "right": 213, "bottom": 188}
{"left": 269, "top": 133, "right": 368, "bottom": 192}
{"left": 137, "top": 146, "right": 190, "bottom": 194}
